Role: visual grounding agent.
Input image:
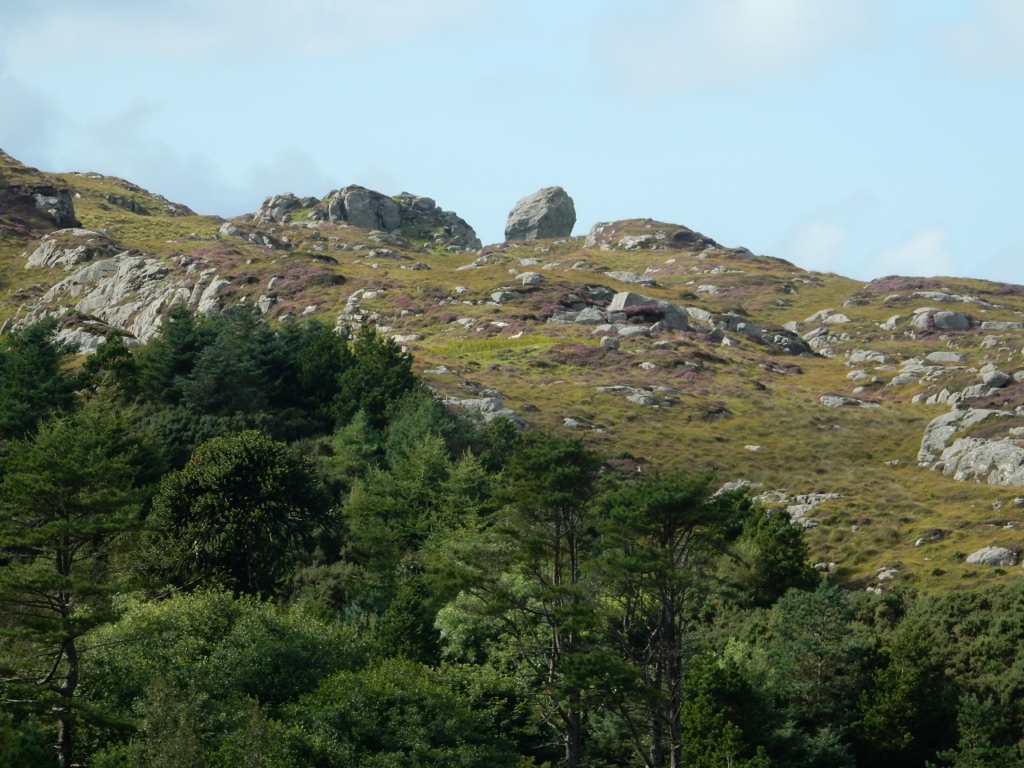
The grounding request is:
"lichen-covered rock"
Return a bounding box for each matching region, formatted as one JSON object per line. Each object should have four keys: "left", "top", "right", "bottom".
{"left": 505, "top": 186, "right": 576, "bottom": 241}
{"left": 925, "top": 351, "right": 967, "bottom": 363}
{"left": 252, "top": 193, "right": 319, "bottom": 225}
{"left": 966, "top": 546, "right": 1017, "bottom": 566}
{"left": 918, "top": 407, "right": 1009, "bottom": 464}
{"left": 939, "top": 437, "right": 1024, "bottom": 485}
{"left": 911, "top": 309, "right": 972, "bottom": 331}
{"left": 24, "top": 229, "right": 121, "bottom": 269}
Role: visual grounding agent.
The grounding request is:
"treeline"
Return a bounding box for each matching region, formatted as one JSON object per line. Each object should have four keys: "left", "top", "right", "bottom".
{"left": 1, "top": 310, "right": 1024, "bottom": 767}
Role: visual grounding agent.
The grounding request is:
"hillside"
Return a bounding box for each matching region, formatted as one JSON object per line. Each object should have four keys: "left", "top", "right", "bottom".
{"left": 3, "top": 148, "right": 1024, "bottom": 593}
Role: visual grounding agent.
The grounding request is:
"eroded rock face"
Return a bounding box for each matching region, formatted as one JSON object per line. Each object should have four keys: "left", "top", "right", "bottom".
{"left": 393, "top": 192, "right": 481, "bottom": 249}
{"left": 24, "top": 229, "right": 122, "bottom": 269}
{"left": 939, "top": 438, "right": 1024, "bottom": 485}
{"left": 252, "top": 193, "right": 319, "bottom": 225}
{"left": 918, "top": 407, "right": 1008, "bottom": 464}
{"left": 505, "top": 186, "right": 576, "bottom": 241}
{"left": 32, "top": 188, "right": 79, "bottom": 227}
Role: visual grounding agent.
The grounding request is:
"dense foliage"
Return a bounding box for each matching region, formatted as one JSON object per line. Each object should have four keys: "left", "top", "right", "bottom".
{"left": 1, "top": 311, "right": 1023, "bottom": 766}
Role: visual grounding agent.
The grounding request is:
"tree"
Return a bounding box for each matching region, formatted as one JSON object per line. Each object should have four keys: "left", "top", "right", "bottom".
{"left": 0, "top": 317, "right": 81, "bottom": 439}
{"left": 0, "top": 399, "right": 152, "bottom": 768}
{"left": 333, "top": 325, "right": 416, "bottom": 430}
{"left": 148, "top": 430, "right": 334, "bottom": 597}
{"left": 728, "top": 507, "right": 818, "bottom": 607}
{"left": 595, "top": 473, "right": 752, "bottom": 768}
{"left": 443, "top": 431, "right": 602, "bottom": 768}
{"left": 931, "top": 694, "right": 1022, "bottom": 768}
{"left": 133, "top": 305, "right": 216, "bottom": 405}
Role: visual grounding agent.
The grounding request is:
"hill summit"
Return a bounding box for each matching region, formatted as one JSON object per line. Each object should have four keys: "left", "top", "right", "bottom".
{"left": 3, "top": 149, "right": 1024, "bottom": 591}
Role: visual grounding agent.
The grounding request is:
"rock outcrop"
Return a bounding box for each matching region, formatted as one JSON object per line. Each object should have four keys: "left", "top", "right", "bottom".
{"left": 505, "top": 187, "right": 576, "bottom": 241}
{"left": 24, "top": 229, "right": 122, "bottom": 269}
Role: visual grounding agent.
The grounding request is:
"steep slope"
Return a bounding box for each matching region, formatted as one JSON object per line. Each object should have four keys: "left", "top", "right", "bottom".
{"left": 2, "top": 149, "right": 1024, "bottom": 592}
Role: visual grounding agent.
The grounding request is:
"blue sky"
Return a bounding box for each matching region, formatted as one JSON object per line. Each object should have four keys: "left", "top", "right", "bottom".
{"left": 3, "top": 0, "right": 1024, "bottom": 285}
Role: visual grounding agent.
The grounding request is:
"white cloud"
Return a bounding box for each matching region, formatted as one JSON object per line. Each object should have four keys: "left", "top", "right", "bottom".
{"left": 0, "top": 72, "right": 60, "bottom": 164}
{"left": 867, "top": 228, "right": 956, "bottom": 278}
{"left": 3, "top": 0, "right": 492, "bottom": 64}
{"left": 783, "top": 220, "right": 848, "bottom": 272}
{"left": 939, "top": 0, "right": 1024, "bottom": 73}
{"left": 594, "top": 0, "right": 882, "bottom": 94}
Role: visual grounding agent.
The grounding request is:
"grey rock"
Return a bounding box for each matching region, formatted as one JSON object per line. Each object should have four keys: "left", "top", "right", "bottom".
{"left": 626, "top": 391, "right": 656, "bottom": 405}
{"left": 983, "top": 370, "right": 1012, "bottom": 388}
{"left": 517, "top": 271, "right": 544, "bottom": 286}
{"left": 918, "top": 407, "right": 1009, "bottom": 464}
{"left": 252, "top": 193, "right": 306, "bottom": 225}
{"left": 925, "top": 351, "right": 967, "bottom": 364}
{"left": 822, "top": 313, "right": 852, "bottom": 325}
{"left": 618, "top": 325, "right": 651, "bottom": 337}
{"left": 448, "top": 395, "right": 525, "bottom": 427}
{"left": 600, "top": 336, "right": 620, "bottom": 349}
{"left": 820, "top": 394, "right": 880, "bottom": 408}
{"left": 310, "top": 185, "right": 406, "bottom": 233}
{"left": 32, "top": 188, "right": 78, "bottom": 227}
{"left": 913, "top": 309, "right": 972, "bottom": 331}
{"left": 966, "top": 546, "right": 1017, "bottom": 566}
{"left": 982, "top": 321, "right": 1024, "bottom": 331}
{"left": 574, "top": 307, "right": 606, "bottom": 325}
{"left": 934, "top": 311, "right": 973, "bottom": 331}
{"left": 490, "top": 291, "right": 520, "bottom": 303}
{"left": 940, "top": 437, "right": 1024, "bottom": 485}
{"left": 850, "top": 350, "right": 896, "bottom": 365}
{"left": 913, "top": 291, "right": 956, "bottom": 303}
{"left": 606, "top": 271, "right": 656, "bottom": 287}
{"left": 55, "top": 328, "right": 107, "bottom": 354}
{"left": 505, "top": 186, "right": 576, "bottom": 240}
{"left": 219, "top": 221, "right": 242, "bottom": 238}
{"left": 256, "top": 295, "right": 276, "bottom": 315}
{"left": 607, "top": 291, "right": 689, "bottom": 330}
{"left": 548, "top": 310, "right": 579, "bottom": 324}
{"left": 25, "top": 229, "right": 120, "bottom": 269}
{"left": 197, "top": 277, "right": 230, "bottom": 315}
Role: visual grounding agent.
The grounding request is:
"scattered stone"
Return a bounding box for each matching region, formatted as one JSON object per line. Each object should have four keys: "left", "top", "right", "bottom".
{"left": 822, "top": 313, "right": 851, "bottom": 325}
{"left": 983, "top": 370, "right": 1012, "bottom": 388}
{"left": 606, "top": 271, "right": 656, "bottom": 287}
{"left": 574, "top": 307, "right": 606, "bottom": 325}
{"left": 618, "top": 326, "right": 650, "bottom": 337}
{"left": 517, "top": 271, "right": 544, "bottom": 286}
{"left": 925, "top": 351, "right": 967, "bottom": 364}
{"left": 981, "top": 321, "right": 1024, "bottom": 331}
{"left": 849, "top": 350, "right": 896, "bottom": 365}
{"left": 820, "top": 394, "right": 880, "bottom": 408}
{"left": 599, "top": 336, "right": 620, "bottom": 349}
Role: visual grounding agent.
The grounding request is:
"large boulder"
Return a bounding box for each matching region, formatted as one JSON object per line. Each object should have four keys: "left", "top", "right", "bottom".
{"left": 505, "top": 186, "right": 576, "bottom": 241}
{"left": 966, "top": 546, "right": 1017, "bottom": 566}
{"left": 308, "top": 185, "right": 402, "bottom": 232}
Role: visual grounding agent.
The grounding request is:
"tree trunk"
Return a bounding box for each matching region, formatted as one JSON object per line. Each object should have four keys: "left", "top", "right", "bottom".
{"left": 565, "top": 704, "right": 582, "bottom": 768}
{"left": 56, "top": 640, "right": 78, "bottom": 768}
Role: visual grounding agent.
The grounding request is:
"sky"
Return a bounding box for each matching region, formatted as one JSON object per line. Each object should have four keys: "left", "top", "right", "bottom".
{"left": 2, "top": 0, "right": 1024, "bottom": 285}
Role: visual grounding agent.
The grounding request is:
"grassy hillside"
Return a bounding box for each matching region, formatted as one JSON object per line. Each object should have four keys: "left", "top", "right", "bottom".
{"left": 4, "top": 152, "right": 1024, "bottom": 592}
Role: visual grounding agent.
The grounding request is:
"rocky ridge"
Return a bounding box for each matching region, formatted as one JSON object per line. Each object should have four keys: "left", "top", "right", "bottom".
{"left": 7, "top": 149, "right": 1024, "bottom": 590}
